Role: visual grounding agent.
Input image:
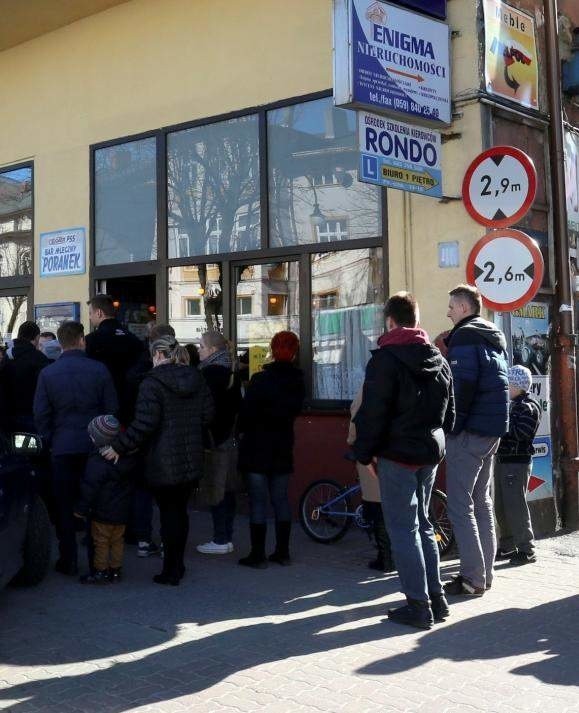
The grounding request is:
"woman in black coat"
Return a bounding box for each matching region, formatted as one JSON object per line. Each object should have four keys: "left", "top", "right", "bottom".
{"left": 238, "top": 331, "right": 305, "bottom": 569}
{"left": 104, "top": 335, "right": 214, "bottom": 585}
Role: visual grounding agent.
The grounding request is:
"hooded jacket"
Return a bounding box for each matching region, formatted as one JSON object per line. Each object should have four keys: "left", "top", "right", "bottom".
{"left": 111, "top": 362, "right": 214, "bottom": 488}
{"left": 445, "top": 316, "right": 509, "bottom": 437}
{"left": 353, "top": 328, "right": 455, "bottom": 466}
{"left": 76, "top": 449, "right": 136, "bottom": 525}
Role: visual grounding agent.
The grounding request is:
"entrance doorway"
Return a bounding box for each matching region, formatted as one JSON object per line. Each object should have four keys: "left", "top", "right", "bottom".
{"left": 96, "top": 275, "right": 156, "bottom": 340}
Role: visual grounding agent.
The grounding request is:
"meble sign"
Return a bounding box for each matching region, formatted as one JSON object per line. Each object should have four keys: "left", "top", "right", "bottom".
{"left": 333, "top": 0, "right": 451, "bottom": 126}
{"left": 358, "top": 110, "right": 442, "bottom": 197}
{"left": 39, "top": 227, "right": 86, "bottom": 278}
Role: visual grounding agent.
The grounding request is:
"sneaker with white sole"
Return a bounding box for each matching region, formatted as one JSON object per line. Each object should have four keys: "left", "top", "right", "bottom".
{"left": 138, "top": 541, "right": 161, "bottom": 558}
{"left": 196, "top": 541, "right": 232, "bottom": 554}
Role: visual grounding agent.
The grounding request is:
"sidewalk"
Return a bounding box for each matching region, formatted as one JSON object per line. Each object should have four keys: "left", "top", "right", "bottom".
{"left": 0, "top": 513, "right": 577, "bottom": 713}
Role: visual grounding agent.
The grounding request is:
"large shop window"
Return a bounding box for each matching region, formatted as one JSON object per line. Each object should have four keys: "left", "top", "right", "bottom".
{"left": 0, "top": 167, "right": 32, "bottom": 280}
{"left": 312, "top": 247, "right": 384, "bottom": 401}
{"left": 268, "top": 97, "right": 381, "bottom": 247}
{"left": 0, "top": 294, "right": 28, "bottom": 342}
{"left": 235, "top": 261, "right": 300, "bottom": 376}
{"left": 94, "top": 138, "right": 157, "bottom": 265}
{"left": 167, "top": 116, "right": 260, "bottom": 258}
{"left": 168, "top": 263, "right": 223, "bottom": 343}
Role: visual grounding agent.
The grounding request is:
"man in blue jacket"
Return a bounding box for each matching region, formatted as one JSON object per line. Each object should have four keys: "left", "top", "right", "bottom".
{"left": 34, "top": 321, "right": 118, "bottom": 575}
{"left": 443, "top": 285, "right": 509, "bottom": 597}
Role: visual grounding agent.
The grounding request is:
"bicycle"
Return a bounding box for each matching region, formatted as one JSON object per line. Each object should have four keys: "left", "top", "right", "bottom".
{"left": 299, "top": 478, "right": 454, "bottom": 557}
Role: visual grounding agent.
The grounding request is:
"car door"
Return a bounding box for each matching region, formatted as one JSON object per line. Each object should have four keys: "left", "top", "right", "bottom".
{"left": 0, "top": 432, "right": 30, "bottom": 587}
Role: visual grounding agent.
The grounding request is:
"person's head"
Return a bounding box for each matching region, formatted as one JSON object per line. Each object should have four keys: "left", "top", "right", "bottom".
{"left": 39, "top": 331, "right": 56, "bottom": 345}
{"left": 57, "top": 321, "right": 85, "bottom": 351}
{"left": 185, "top": 342, "right": 200, "bottom": 368}
{"left": 149, "top": 334, "right": 189, "bottom": 367}
{"left": 383, "top": 292, "right": 419, "bottom": 331}
{"left": 447, "top": 284, "right": 482, "bottom": 325}
{"left": 199, "top": 331, "right": 228, "bottom": 362}
{"left": 88, "top": 415, "right": 121, "bottom": 448}
{"left": 87, "top": 294, "right": 116, "bottom": 328}
{"left": 508, "top": 365, "right": 532, "bottom": 399}
{"left": 271, "top": 331, "right": 299, "bottom": 363}
{"left": 149, "top": 323, "right": 175, "bottom": 343}
{"left": 17, "top": 321, "right": 41, "bottom": 346}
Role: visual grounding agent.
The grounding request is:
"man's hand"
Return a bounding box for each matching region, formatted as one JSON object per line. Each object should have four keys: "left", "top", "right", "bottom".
{"left": 366, "top": 459, "right": 378, "bottom": 480}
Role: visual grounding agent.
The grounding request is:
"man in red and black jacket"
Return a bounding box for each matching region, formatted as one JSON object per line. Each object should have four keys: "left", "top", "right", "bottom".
{"left": 354, "top": 292, "right": 455, "bottom": 630}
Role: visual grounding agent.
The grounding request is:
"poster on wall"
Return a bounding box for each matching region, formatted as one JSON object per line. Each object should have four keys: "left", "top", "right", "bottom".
{"left": 39, "top": 227, "right": 86, "bottom": 278}
{"left": 34, "top": 302, "right": 80, "bottom": 334}
{"left": 511, "top": 301, "right": 553, "bottom": 501}
{"left": 483, "top": 0, "right": 539, "bottom": 110}
{"left": 564, "top": 129, "right": 579, "bottom": 237}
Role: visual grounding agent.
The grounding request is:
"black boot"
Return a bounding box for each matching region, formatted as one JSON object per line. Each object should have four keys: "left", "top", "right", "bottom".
{"left": 388, "top": 597, "right": 434, "bottom": 630}
{"left": 430, "top": 592, "right": 450, "bottom": 622}
{"left": 238, "top": 524, "right": 268, "bottom": 569}
{"left": 269, "top": 521, "right": 291, "bottom": 565}
{"left": 365, "top": 502, "right": 395, "bottom": 572}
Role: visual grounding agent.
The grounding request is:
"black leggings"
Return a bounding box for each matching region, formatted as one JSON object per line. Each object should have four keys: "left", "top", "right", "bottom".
{"left": 152, "top": 483, "right": 192, "bottom": 577}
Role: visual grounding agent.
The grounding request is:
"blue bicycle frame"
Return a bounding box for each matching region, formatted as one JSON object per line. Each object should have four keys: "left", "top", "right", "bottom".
{"left": 314, "top": 483, "right": 369, "bottom": 525}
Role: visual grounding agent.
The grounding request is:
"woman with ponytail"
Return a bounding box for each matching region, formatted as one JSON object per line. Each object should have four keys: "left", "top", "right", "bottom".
{"left": 103, "top": 335, "right": 214, "bottom": 585}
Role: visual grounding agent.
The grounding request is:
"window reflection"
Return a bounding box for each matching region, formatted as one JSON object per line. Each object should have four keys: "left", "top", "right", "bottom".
{"left": 0, "top": 168, "right": 32, "bottom": 279}
{"left": 169, "top": 264, "right": 223, "bottom": 343}
{"left": 168, "top": 116, "right": 260, "bottom": 258}
{"left": 268, "top": 98, "right": 381, "bottom": 247}
{"left": 312, "top": 248, "right": 384, "bottom": 400}
{"left": 0, "top": 295, "right": 28, "bottom": 342}
{"left": 95, "top": 138, "right": 157, "bottom": 265}
{"left": 235, "top": 262, "right": 299, "bottom": 378}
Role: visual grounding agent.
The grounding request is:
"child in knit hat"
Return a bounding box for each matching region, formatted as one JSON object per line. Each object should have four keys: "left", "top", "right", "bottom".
{"left": 75, "top": 415, "right": 136, "bottom": 584}
{"left": 494, "top": 365, "right": 541, "bottom": 565}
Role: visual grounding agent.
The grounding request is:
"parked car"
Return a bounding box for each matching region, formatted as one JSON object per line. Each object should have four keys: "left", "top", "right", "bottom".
{"left": 0, "top": 432, "right": 51, "bottom": 589}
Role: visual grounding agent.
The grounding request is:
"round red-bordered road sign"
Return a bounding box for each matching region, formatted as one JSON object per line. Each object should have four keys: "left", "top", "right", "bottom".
{"left": 462, "top": 146, "right": 537, "bottom": 228}
{"left": 466, "top": 229, "right": 544, "bottom": 311}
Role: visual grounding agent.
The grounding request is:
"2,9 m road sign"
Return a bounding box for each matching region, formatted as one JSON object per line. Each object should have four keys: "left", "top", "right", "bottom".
{"left": 462, "top": 146, "right": 537, "bottom": 228}
{"left": 466, "top": 229, "right": 544, "bottom": 311}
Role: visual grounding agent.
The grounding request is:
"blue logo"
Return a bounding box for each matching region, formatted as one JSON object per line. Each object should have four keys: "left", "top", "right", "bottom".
{"left": 362, "top": 155, "right": 379, "bottom": 180}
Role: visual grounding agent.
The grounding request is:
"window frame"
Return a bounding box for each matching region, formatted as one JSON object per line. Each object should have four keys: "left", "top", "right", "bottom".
{"left": 0, "top": 161, "right": 34, "bottom": 318}
{"left": 90, "top": 90, "right": 388, "bottom": 410}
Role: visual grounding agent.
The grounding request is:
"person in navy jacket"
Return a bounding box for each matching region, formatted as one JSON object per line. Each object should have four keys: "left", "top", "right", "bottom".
{"left": 443, "top": 285, "right": 509, "bottom": 598}
{"left": 34, "top": 321, "right": 118, "bottom": 576}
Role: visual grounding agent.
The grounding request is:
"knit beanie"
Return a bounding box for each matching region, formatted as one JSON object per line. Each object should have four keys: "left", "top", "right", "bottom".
{"left": 508, "top": 365, "right": 532, "bottom": 393}
{"left": 88, "top": 415, "right": 120, "bottom": 448}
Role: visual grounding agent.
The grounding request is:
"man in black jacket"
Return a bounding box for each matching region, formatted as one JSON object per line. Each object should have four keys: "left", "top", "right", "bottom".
{"left": 354, "top": 293, "right": 455, "bottom": 630}
{"left": 2, "top": 321, "right": 51, "bottom": 432}
{"left": 85, "top": 294, "right": 143, "bottom": 425}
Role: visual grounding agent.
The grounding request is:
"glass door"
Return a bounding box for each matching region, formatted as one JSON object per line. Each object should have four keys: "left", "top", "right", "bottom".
{"left": 233, "top": 259, "right": 300, "bottom": 381}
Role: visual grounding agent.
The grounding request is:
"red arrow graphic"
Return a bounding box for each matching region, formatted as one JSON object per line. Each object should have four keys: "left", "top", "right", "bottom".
{"left": 528, "top": 475, "right": 546, "bottom": 492}
{"left": 387, "top": 67, "right": 425, "bottom": 83}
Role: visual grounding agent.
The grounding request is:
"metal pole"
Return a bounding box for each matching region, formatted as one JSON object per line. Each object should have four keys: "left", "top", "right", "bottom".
{"left": 544, "top": 0, "right": 579, "bottom": 528}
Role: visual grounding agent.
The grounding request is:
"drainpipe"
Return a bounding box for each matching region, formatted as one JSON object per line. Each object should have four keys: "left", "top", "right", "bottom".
{"left": 544, "top": 0, "right": 579, "bottom": 528}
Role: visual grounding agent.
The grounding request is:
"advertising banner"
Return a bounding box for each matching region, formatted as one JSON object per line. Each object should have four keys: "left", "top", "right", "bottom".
{"left": 529, "top": 436, "right": 553, "bottom": 502}
{"left": 334, "top": 0, "right": 451, "bottom": 125}
{"left": 564, "top": 128, "right": 579, "bottom": 236}
{"left": 358, "top": 110, "right": 442, "bottom": 196}
{"left": 39, "top": 227, "right": 86, "bottom": 278}
{"left": 483, "top": 0, "right": 539, "bottom": 110}
{"left": 388, "top": 0, "right": 446, "bottom": 20}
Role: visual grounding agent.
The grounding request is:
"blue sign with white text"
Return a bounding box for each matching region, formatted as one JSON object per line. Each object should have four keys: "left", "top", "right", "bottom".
{"left": 39, "top": 227, "right": 86, "bottom": 278}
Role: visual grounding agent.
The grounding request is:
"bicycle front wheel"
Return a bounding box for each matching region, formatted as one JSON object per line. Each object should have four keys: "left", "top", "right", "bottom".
{"left": 430, "top": 488, "right": 454, "bottom": 558}
{"left": 299, "top": 479, "right": 352, "bottom": 544}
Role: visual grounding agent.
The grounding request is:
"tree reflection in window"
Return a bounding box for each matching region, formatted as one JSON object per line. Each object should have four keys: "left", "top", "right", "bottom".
{"left": 0, "top": 168, "right": 33, "bottom": 279}
{"left": 168, "top": 116, "right": 260, "bottom": 258}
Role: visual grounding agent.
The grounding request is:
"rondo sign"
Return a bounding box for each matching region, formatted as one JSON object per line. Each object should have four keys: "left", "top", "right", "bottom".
{"left": 466, "top": 229, "right": 544, "bottom": 311}
{"left": 462, "top": 146, "right": 537, "bottom": 228}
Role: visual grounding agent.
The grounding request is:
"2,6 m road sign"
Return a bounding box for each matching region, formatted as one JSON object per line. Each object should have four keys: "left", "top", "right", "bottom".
{"left": 466, "top": 229, "right": 544, "bottom": 311}
{"left": 462, "top": 146, "right": 537, "bottom": 228}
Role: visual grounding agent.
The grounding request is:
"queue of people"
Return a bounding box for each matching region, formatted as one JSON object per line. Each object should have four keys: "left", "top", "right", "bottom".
{"left": 0, "top": 286, "right": 541, "bottom": 623}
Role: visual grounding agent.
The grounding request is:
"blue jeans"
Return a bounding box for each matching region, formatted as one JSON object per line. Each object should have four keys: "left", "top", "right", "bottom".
{"left": 377, "top": 458, "right": 442, "bottom": 602}
{"left": 246, "top": 473, "right": 291, "bottom": 524}
{"left": 211, "top": 491, "right": 236, "bottom": 544}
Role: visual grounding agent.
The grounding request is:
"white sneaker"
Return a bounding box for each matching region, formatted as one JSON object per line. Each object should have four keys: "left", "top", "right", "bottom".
{"left": 196, "top": 541, "right": 231, "bottom": 555}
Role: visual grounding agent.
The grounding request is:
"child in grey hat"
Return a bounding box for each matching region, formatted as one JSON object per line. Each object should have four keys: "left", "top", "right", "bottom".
{"left": 75, "top": 415, "right": 136, "bottom": 584}
{"left": 494, "top": 365, "right": 541, "bottom": 565}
